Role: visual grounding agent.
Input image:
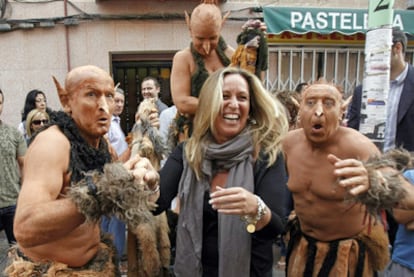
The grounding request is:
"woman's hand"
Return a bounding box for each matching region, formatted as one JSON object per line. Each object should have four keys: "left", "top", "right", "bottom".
{"left": 210, "top": 186, "right": 271, "bottom": 231}
{"left": 209, "top": 186, "right": 258, "bottom": 217}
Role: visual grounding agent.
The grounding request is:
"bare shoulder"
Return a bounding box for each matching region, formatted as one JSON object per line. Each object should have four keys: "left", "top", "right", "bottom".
{"left": 20, "top": 126, "right": 71, "bottom": 204}
{"left": 25, "top": 126, "right": 70, "bottom": 178}
{"left": 282, "top": 129, "right": 304, "bottom": 151}
{"left": 173, "top": 47, "right": 192, "bottom": 62}
{"left": 339, "top": 127, "right": 380, "bottom": 159}
{"left": 172, "top": 48, "right": 193, "bottom": 76}
{"left": 29, "top": 126, "right": 70, "bottom": 154}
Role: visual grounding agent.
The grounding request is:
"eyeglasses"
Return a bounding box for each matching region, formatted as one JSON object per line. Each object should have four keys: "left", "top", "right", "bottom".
{"left": 32, "top": 119, "right": 49, "bottom": 125}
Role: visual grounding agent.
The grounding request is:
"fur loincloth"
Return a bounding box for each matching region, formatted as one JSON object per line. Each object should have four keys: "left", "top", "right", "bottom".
{"left": 286, "top": 220, "right": 389, "bottom": 277}
{"left": 4, "top": 237, "right": 118, "bottom": 277}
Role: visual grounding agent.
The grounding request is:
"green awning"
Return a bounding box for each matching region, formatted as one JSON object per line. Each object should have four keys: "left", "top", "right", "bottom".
{"left": 263, "top": 7, "right": 414, "bottom": 35}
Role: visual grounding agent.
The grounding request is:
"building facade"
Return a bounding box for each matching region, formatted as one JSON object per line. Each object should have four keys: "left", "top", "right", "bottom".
{"left": 0, "top": 0, "right": 412, "bottom": 130}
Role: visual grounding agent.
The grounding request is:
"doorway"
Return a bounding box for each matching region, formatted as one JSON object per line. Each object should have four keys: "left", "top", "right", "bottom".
{"left": 111, "top": 52, "right": 174, "bottom": 133}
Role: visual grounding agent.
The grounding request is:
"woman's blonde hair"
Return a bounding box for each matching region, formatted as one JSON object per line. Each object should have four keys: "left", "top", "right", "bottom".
{"left": 185, "top": 67, "right": 288, "bottom": 179}
{"left": 26, "top": 108, "right": 50, "bottom": 138}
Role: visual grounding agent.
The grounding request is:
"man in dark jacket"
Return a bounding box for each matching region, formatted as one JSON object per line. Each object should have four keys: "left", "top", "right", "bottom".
{"left": 347, "top": 28, "right": 414, "bottom": 152}
{"left": 347, "top": 27, "right": 414, "bottom": 248}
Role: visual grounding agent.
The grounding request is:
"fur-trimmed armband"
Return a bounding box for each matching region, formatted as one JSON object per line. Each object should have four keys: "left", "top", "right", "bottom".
{"left": 68, "top": 162, "right": 157, "bottom": 229}
{"left": 347, "top": 149, "right": 411, "bottom": 215}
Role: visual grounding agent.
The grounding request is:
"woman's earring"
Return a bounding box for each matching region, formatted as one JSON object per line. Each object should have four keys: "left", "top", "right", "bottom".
{"left": 248, "top": 117, "right": 257, "bottom": 125}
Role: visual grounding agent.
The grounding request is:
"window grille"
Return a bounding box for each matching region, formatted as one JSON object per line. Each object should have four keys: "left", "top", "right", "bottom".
{"left": 266, "top": 46, "right": 414, "bottom": 97}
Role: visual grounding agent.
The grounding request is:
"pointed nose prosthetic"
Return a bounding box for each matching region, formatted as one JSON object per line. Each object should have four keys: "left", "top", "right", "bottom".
{"left": 315, "top": 103, "right": 324, "bottom": 117}
{"left": 99, "top": 96, "right": 110, "bottom": 114}
{"left": 203, "top": 41, "right": 211, "bottom": 55}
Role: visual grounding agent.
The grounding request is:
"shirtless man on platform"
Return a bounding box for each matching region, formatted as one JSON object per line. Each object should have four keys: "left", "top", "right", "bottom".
{"left": 171, "top": 1, "right": 233, "bottom": 120}
{"left": 283, "top": 81, "right": 390, "bottom": 276}
{"left": 6, "top": 65, "right": 159, "bottom": 276}
{"left": 170, "top": 1, "right": 233, "bottom": 141}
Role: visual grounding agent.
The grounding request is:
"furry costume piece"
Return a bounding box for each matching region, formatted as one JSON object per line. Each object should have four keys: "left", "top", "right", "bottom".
{"left": 287, "top": 220, "right": 389, "bottom": 277}
{"left": 5, "top": 237, "right": 117, "bottom": 277}
{"left": 230, "top": 19, "right": 268, "bottom": 78}
{"left": 68, "top": 162, "right": 155, "bottom": 230}
{"left": 131, "top": 99, "right": 166, "bottom": 171}
{"left": 128, "top": 98, "right": 170, "bottom": 277}
{"left": 346, "top": 148, "right": 410, "bottom": 216}
{"left": 46, "top": 111, "right": 112, "bottom": 184}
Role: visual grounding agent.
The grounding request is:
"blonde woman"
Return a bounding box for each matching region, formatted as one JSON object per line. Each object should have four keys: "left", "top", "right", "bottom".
{"left": 25, "top": 108, "right": 49, "bottom": 143}
{"left": 18, "top": 89, "right": 51, "bottom": 140}
{"left": 154, "top": 67, "right": 289, "bottom": 276}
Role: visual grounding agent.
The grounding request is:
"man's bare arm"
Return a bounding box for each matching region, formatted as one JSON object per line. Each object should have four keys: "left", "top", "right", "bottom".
{"left": 394, "top": 177, "right": 414, "bottom": 210}
{"left": 392, "top": 208, "right": 414, "bottom": 230}
{"left": 170, "top": 50, "right": 199, "bottom": 115}
{"left": 14, "top": 128, "right": 86, "bottom": 247}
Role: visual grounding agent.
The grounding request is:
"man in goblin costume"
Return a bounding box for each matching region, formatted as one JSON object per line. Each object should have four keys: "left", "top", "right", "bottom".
{"left": 7, "top": 65, "right": 159, "bottom": 276}
{"left": 170, "top": 0, "right": 267, "bottom": 141}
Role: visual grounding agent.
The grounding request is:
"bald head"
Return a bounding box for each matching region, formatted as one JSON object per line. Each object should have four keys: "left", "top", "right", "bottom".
{"left": 65, "top": 65, "right": 114, "bottom": 95}
{"left": 302, "top": 79, "right": 343, "bottom": 100}
{"left": 185, "top": 2, "right": 225, "bottom": 56}
{"left": 190, "top": 3, "right": 222, "bottom": 30}
{"left": 54, "top": 65, "right": 115, "bottom": 116}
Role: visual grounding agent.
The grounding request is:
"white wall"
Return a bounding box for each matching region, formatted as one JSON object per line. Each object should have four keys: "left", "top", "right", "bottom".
{"left": 0, "top": 0, "right": 241, "bottom": 126}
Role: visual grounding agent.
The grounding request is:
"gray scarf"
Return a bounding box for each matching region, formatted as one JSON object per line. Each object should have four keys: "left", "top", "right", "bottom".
{"left": 174, "top": 129, "right": 254, "bottom": 277}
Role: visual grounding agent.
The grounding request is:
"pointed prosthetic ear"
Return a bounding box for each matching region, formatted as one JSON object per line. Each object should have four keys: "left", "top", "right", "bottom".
{"left": 222, "top": 11, "right": 230, "bottom": 26}
{"left": 52, "top": 75, "right": 71, "bottom": 113}
{"left": 339, "top": 95, "right": 352, "bottom": 122}
{"left": 185, "top": 10, "right": 191, "bottom": 30}
{"left": 291, "top": 97, "right": 300, "bottom": 109}
{"left": 341, "top": 95, "right": 352, "bottom": 114}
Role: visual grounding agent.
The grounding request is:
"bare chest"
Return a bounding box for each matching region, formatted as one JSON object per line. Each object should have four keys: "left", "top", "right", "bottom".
{"left": 287, "top": 151, "right": 345, "bottom": 200}
{"left": 202, "top": 52, "right": 227, "bottom": 74}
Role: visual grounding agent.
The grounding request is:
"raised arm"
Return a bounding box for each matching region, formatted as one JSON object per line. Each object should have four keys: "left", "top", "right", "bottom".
{"left": 14, "top": 127, "right": 84, "bottom": 247}
{"left": 394, "top": 177, "right": 414, "bottom": 210}
{"left": 170, "top": 50, "right": 199, "bottom": 116}
{"left": 330, "top": 148, "right": 414, "bottom": 212}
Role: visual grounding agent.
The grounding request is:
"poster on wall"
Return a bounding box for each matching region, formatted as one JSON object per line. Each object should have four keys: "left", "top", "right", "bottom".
{"left": 359, "top": 0, "right": 394, "bottom": 149}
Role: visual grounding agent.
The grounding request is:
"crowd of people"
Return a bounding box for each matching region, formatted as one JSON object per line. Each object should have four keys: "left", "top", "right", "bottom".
{"left": 0, "top": 1, "right": 414, "bottom": 277}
